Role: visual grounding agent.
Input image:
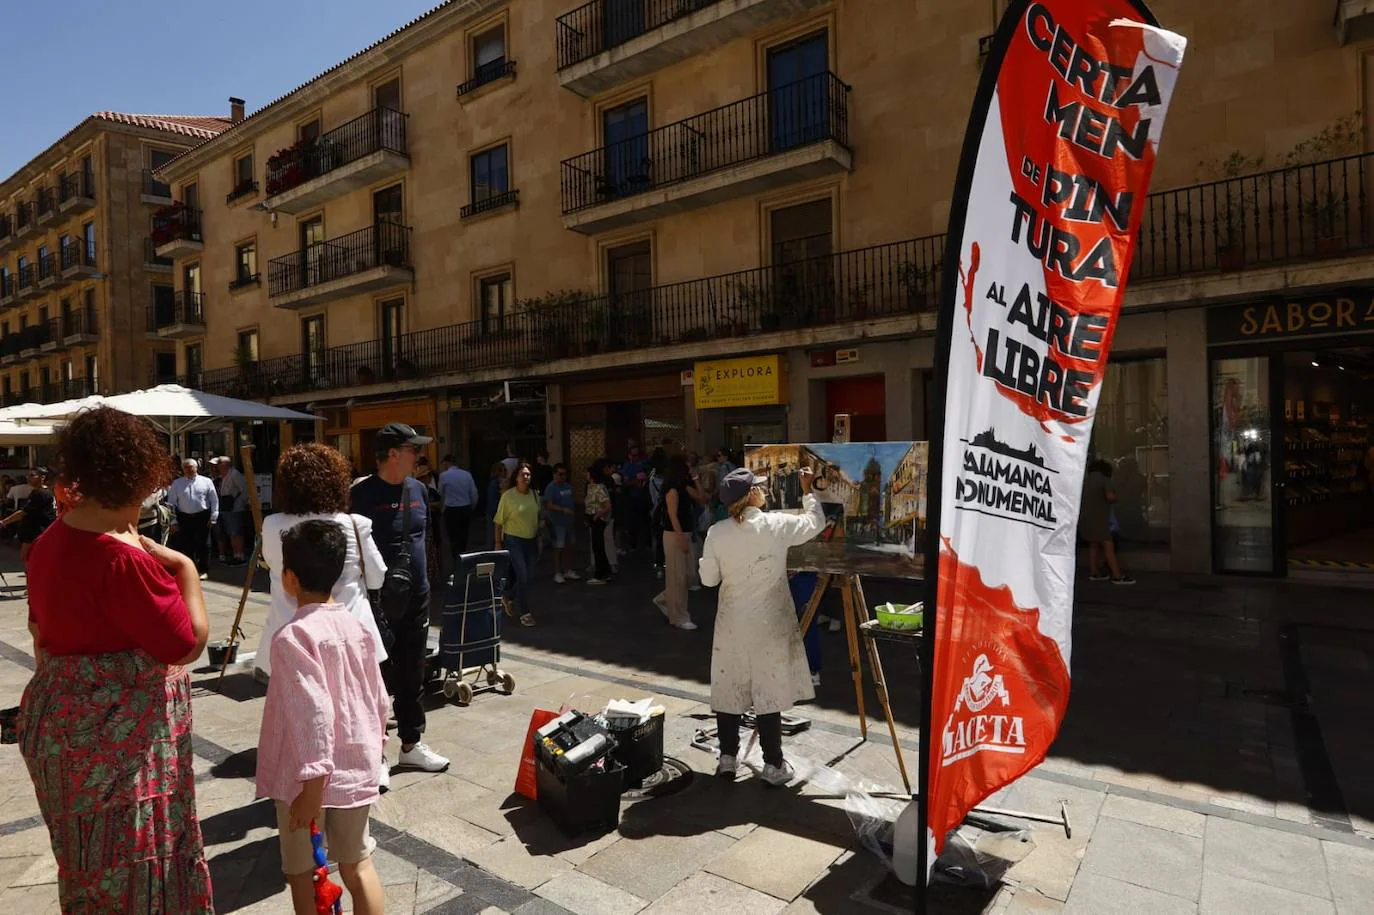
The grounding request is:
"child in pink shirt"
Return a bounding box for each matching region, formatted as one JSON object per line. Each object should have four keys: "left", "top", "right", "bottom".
{"left": 256, "top": 519, "right": 390, "bottom": 915}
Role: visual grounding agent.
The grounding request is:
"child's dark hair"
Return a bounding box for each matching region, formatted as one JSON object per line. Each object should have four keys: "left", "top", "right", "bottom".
{"left": 281, "top": 519, "right": 347, "bottom": 596}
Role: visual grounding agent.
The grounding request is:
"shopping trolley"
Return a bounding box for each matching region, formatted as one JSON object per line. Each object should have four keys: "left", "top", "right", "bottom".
{"left": 437, "top": 550, "right": 515, "bottom": 706}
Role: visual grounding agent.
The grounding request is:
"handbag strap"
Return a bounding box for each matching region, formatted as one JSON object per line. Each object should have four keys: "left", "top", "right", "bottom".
{"left": 349, "top": 515, "right": 370, "bottom": 580}
{"left": 400, "top": 478, "right": 413, "bottom": 543}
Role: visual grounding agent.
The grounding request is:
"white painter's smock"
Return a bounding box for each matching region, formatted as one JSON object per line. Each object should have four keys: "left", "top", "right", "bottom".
{"left": 699, "top": 494, "right": 825, "bottom": 715}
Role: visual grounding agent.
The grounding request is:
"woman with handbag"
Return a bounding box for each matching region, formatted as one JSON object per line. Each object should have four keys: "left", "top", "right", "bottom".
{"left": 254, "top": 444, "right": 390, "bottom": 680}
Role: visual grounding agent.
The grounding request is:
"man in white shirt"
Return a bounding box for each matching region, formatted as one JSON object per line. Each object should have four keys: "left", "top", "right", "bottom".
{"left": 437, "top": 454, "right": 479, "bottom": 563}
{"left": 166, "top": 457, "right": 219, "bottom": 579}
{"left": 211, "top": 456, "right": 249, "bottom": 565}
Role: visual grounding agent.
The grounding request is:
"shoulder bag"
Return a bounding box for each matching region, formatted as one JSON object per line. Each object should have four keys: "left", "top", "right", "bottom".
{"left": 378, "top": 480, "right": 416, "bottom": 624}
{"left": 351, "top": 516, "right": 395, "bottom": 651}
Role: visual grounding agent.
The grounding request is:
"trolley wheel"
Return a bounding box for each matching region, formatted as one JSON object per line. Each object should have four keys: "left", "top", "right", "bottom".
{"left": 499, "top": 673, "right": 516, "bottom": 695}
{"left": 442, "top": 679, "right": 459, "bottom": 700}
{"left": 455, "top": 681, "right": 475, "bottom": 706}
{"left": 486, "top": 669, "right": 499, "bottom": 686}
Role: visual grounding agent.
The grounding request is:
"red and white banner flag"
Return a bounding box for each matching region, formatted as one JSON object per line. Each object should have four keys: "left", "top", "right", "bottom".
{"left": 924, "top": 0, "right": 1186, "bottom": 853}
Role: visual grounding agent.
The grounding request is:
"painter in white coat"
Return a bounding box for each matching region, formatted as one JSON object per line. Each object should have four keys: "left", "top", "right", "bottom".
{"left": 699, "top": 487, "right": 826, "bottom": 715}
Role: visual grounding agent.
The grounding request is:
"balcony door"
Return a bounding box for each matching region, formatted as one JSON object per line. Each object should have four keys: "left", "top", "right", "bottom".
{"left": 373, "top": 185, "right": 404, "bottom": 267}
{"left": 379, "top": 298, "right": 404, "bottom": 377}
{"left": 768, "top": 31, "right": 829, "bottom": 151}
{"left": 602, "top": 98, "right": 649, "bottom": 198}
{"left": 602, "top": 0, "right": 644, "bottom": 52}
{"left": 771, "top": 199, "right": 833, "bottom": 326}
{"left": 607, "top": 240, "right": 652, "bottom": 346}
{"left": 300, "top": 217, "right": 325, "bottom": 288}
{"left": 182, "top": 181, "right": 199, "bottom": 212}
{"left": 185, "top": 342, "right": 203, "bottom": 388}
{"left": 301, "top": 315, "right": 326, "bottom": 386}
{"left": 153, "top": 284, "right": 175, "bottom": 328}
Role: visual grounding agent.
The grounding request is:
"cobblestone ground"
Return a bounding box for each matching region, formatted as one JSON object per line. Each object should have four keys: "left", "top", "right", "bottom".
{"left": 0, "top": 543, "right": 1370, "bottom": 913}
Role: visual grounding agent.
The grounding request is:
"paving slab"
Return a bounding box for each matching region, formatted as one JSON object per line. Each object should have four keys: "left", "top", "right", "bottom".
{"left": 1198, "top": 871, "right": 1334, "bottom": 915}
{"left": 534, "top": 870, "right": 648, "bottom": 915}
{"left": 1064, "top": 872, "right": 1198, "bottom": 914}
{"left": 1099, "top": 794, "right": 1207, "bottom": 838}
{"left": 1203, "top": 816, "right": 1331, "bottom": 901}
{"left": 1320, "top": 840, "right": 1374, "bottom": 915}
{"left": 579, "top": 829, "right": 737, "bottom": 902}
{"left": 466, "top": 833, "right": 575, "bottom": 890}
{"left": 702, "top": 826, "right": 845, "bottom": 902}
{"left": 640, "top": 873, "right": 785, "bottom": 915}
{"left": 1079, "top": 817, "right": 1203, "bottom": 901}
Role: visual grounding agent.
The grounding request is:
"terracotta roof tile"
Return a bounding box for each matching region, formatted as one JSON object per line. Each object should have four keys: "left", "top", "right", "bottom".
{"left": 92, "top": 112, "right": 234, "bottom": 140}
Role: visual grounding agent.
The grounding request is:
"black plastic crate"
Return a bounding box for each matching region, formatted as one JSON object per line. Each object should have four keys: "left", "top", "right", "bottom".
{"left": 536, "top": 756, "right": 625, "bottom": 837}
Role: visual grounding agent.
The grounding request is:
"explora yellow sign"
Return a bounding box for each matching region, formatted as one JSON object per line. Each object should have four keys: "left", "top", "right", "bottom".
{"left": 693, "top": 355, "right": 787, "bottom": 409}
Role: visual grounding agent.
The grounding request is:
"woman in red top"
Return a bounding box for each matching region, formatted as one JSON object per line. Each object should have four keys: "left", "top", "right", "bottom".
{"left": 19, "top": 406, "right": 213, "bottom": 913}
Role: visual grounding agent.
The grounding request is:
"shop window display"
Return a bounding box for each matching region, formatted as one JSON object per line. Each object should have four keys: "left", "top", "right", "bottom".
{"left": 1089, "top": 357, "right": 1169, "bottom": 546}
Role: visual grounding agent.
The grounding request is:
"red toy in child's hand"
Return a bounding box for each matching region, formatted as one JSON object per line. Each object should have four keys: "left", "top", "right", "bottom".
{"left": 310, "top": 820, "right": 344, "bottom": 914}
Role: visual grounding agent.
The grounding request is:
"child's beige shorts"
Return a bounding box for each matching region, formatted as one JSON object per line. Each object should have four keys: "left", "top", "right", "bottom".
{"left": 274, "top": 802, "right": 376, "bottom": 876}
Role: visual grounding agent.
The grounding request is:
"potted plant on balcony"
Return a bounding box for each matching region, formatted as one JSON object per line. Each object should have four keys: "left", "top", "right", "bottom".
{"left": 1282, "top": 113, "right": 1362, "bottom": 258}
{"left": 523, "top": 290, "right": 589, "bottom": 358}
{"left": 151, "top": 201, "right": 188, "bottom": 247}
{"left": 266, "top": 138, "right": 317, "bottom": 195}
{"left": 355, "top": 364, "right": 377, "bottom": 386}
{"left": 898, "top": 262, "right": 935, "bottom": 312}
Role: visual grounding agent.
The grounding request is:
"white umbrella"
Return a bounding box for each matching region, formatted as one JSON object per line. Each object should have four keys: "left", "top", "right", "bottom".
{"left": 2, "top": 395, "right": 105, "bottom": 422}
{"left": 0, "top": 420, "right": 60, "bottom": 446}
{"left": 19, "top": 384, "right": 317, "bottom": 438}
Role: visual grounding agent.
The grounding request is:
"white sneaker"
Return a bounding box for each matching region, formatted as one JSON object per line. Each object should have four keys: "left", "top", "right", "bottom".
{"left": 587, "top": 578, "right": 608, "bottom": 585}
{"left": 716, "top": 754, "right": 738, "bottom": 778}
{"left": 653, "top": 594, "right": 668, "bottom": 611}
{"left": 828, "top": 618, "right": 842, "bottom": 633}
{"left": 564, "top": 570, "right": 581, "bottom": 581}
{"left": 554, "top": 572, "right": 565, "bottom": 584}
{"left": 378, "top": 758, "right": 391, "bottom": 794}
{"left": 674, "top": 620, "right": 698, "bottom": 631}
{"left": 398, "top": 742, "right": 449, "bottom": 772}
{"left": 198, "top": 573, "right": 209, "bottom": 581}
{"left": 761, "top": 760, "right": 795, "bottom": 787}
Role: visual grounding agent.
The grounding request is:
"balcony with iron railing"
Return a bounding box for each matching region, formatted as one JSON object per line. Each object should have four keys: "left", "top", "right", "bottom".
{"left": 265, "top": 107, "right": 409, "bottom": 213}
{"left": 57, "top": 305, "right": 98, "bottom": 345}
{"left": 147, "top": 290, "right": 206, "bottom": 339}
{"left": 202, "top": 235, "right": 942, "bottom": 399}
{"left": 0, "top": 215, "right": 11, "bottom": 251}
{"left": 267, "top": 221, "right": 413, "bottom": 309}
{"left": 34, "top": 187, "right": 59, "bottom": 227}
{"left": 13, "top": 202, "right": 34, "bottom": 240}
{"left": 0, "top": 335, "right": 20, "bottom": 365}
{"left": 46, "top": 376, "right": 96, "bottom": 402}
{"left": 0, "top": 273, "right": 13, "bottom": 308}
{"left": 37, "top": 251, "right": 64, "bottom": 290}
{"left": 141, "top": 169, "right": 173, "bottom": 204}
{"left": 16, "top": 263, "right": 39, "bottom": 300}
{"left": 61, "top": 239, "right": 98, "bottom": 279}
{"left": 461, "top": 189, "right": 520, "bottom": 219}
{"left": 226, "top": 178, "right": 259, "bottom": 204}
{"left": 151, "top": 203, "right": 203, "bottom": 258}
{"left": 144, "top": 238, "right": 172, "bottom": 271}
{"left": 456, "top": 59, "right": 518, "bottom": 98}
{"left": 554, "top": 0, "right": 827, "bottom": 96}
{"left": 19, "top": 322, "right": 51, "bottom": 357}
{"left": 561, "top": 72, "right": 851, "bottom": 233}
{"left": 58, "top": 169, "right": 95, "bottom": 214}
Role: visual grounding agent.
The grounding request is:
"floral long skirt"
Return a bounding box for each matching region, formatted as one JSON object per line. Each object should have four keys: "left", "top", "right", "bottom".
{"left": 18, "top": 650, "right": 213, "bottom": 914}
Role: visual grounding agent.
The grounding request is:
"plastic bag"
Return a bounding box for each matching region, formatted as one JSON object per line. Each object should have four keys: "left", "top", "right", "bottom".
{"left": 933, "top": 820, "right": 1035, "bottom": 889}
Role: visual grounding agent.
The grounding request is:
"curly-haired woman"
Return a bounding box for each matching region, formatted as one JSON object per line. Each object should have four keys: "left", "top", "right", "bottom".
{"left": 254, "top": 443, "right": 389, "bottom": 679}
{"left": 20, "top": 406, "right": 213, "bottom": 912}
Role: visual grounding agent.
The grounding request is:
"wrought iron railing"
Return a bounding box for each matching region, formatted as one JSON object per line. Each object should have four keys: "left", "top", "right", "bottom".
{"left": 48, "top": 377, "right": 96, "bottom": 401}
{"left": 59, "top": 306, "right": 97, "bottom": 339}
{"left": 229, "top": 272, "right": 261, "bottom": 291}
{"left": 20, "top": 323, "right": 51, "bottom": 352}
{"left": 561, "top": 72, "right": 850, "bottom": 214}
{"left": 267, "top": 222, "right": 411, "bottom": 297}
{"left": 265, "top": 107, "right": 408, "bottom": 196}
{"left": 143, "top": 169, "right": 172, "bottom": 199}
{"left": 0, "top": 274, "right": 12, "bottom": 300}
{"left": 457, "top": 59, "right": 517, "bottom": 96}
{"left": 203, "top": 235, "right": 943, "bottom": 398}
{"left": 37, "top": 252, "right": 57, "bottom": 282}
{"left": 16, "top": 263, "right": 36, "bottom": 293}
{"left": 59, "top": 169, "right": 94, "bottom": 203}
{"left": 226, "top": 179, "right": 259, "bottom": 204}
{"left": 0, "top": 215, "right": 10, "bottom": 240}
{"left": 147, "top": 290, "right": 204, "bottom": 332}
{"left": 461, "top": 189, "right": 519, "bottom": 219}
{"left": 144, "top": 238, "right": 172, "bottom": 267}
{"left": 61, "top": 239, "right": 96, "bottom": 272}
{"left": 35, "top": 187, "right": 58, "bottom": 221}
{"left": 1131, "top": 151, "right": 1374, "bottom": 280}
{"left": 0, "top": 336, "right": 21, "bottom": 359}
{"left": 555, "top": 0, "right": 722, "bottom": 70}
{"left": 151, "top": 204, "right": 202, "bottom": 248}
{"left": 14, "top": 202, "right": 31, "bottom": 232}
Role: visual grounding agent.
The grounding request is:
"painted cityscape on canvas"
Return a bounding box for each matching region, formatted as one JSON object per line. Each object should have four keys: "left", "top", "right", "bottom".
{"left": 744, "top": 442, "right": 928, "bottom": 578}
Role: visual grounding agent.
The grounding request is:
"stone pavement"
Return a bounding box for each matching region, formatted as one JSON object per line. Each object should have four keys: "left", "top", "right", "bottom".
{"left": 0, "top": 542, "right": 1370, "bottom": 913}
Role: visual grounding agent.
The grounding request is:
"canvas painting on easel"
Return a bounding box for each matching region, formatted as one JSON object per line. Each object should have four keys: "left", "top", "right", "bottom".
{"left": 744, "top": 442, "right": 928, "bottom": 578}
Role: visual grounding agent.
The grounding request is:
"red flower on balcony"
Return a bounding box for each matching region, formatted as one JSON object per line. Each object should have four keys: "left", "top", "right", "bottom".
{"left": 266, "top": 139, "right": 317, "bottom": 195}
{"left": 151, "top": 202, "right": 189, "bottom": 246}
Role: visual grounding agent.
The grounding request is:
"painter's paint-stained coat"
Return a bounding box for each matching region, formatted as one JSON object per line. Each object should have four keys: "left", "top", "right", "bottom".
{"left": 699, "top": 495, "right": 826, "bottom": 715}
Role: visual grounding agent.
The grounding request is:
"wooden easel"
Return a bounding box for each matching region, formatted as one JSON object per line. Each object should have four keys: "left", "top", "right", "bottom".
{"left": 797, "top": 572, "right": 912, "bottom": 792}
{"left": 216, "top": 440, "right": 267, "bottom": 688}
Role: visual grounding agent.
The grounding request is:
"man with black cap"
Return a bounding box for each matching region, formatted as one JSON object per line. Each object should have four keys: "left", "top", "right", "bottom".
{"left": 351, "top": 422, "right": 450, "bottom": 774}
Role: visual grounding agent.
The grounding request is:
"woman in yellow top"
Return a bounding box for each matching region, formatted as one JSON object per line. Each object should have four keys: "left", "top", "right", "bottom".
{"left": 493, "top": 462, "right": 541, "bottom": 627}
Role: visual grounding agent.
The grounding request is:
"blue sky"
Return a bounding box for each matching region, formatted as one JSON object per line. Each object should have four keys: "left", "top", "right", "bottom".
{"left": 1, "top": 0, "right": 443, "bottom": 179}
{"left": 810, "top": 442, "right": 915, "bottom": 483}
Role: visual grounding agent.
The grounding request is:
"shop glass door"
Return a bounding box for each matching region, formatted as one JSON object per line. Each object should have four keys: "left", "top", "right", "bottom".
{"left": 1211, "top": 355, "right": 1282, "bottom": 573}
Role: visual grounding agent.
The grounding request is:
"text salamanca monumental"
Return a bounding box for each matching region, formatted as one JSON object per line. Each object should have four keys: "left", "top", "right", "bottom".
{"left": 968, "top": 430, "right": 1047, "bottom": 469}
